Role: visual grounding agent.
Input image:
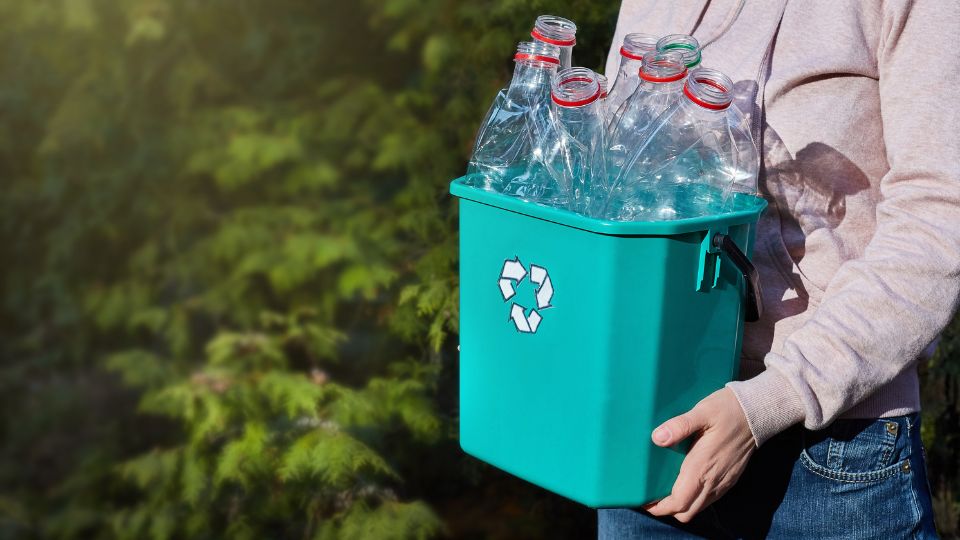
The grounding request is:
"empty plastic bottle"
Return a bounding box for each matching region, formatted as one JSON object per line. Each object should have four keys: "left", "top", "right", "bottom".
{"left": 531, "top": 15, "right": 577, "bottom": 70}
{"left": 606, "top": 67, "right": 758, "bottom": 221}
{"left": 604, "top": 51, "right": 688, "bottom": 217}
{"left": 604, "top": 33, "right": 659, "bottom": 122}
{"left": 656, "top": 34, "right": 702, "bottom": 69}
{"left": 466, "top": 41, "right": 561, "bottom": 192}
{"left": 597, "top": 73, "right": 609, "bottom": 116}
{"left": 528, "top": 67, "right": 608, "bottom": 214}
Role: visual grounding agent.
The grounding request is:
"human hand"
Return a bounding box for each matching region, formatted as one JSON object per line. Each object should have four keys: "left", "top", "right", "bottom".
{"left": 643, "top": 387, "right": 756, "bottom": 523}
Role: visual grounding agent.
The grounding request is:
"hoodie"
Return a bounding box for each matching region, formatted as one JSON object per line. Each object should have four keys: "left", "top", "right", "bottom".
{"left": 606, "top": 0, "right": 960, "bottom": 445}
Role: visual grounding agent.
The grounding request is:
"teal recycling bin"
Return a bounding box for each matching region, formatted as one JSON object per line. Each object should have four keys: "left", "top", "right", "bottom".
{"left": 451, "top": 175, "right": 767, "bottom": 508}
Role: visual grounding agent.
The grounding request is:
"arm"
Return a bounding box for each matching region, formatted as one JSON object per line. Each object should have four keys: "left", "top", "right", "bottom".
{"left": 728, "top": 0, "right": 960, "bottom": 446}
{"left": 645, "top": 0, "right": 960, "bottom": 522}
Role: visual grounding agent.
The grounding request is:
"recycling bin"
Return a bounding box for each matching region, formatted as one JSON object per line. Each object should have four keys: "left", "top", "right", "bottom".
{"left": 450, "top": 175, "right": 767, "bottom": 508}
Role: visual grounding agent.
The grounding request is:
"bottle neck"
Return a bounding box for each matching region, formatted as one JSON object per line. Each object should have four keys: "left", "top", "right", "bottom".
{"left": 664, "top": 46, "right": 701, "bottom": 68}
{"left": 616, "top": 57, "right": 644, "bottom": 81}
{"left": 532, "top": 14, "right": 576, "bottom": 69}
{"left": 551, "top": 68, "right": 602, "bottom": 108}
{"left": 507, "top": 61, "right": 557, "bottom": 101}
{"left": 637, "top": 54, "right": 687, "bottom": 94}
{"left": 531, "top": 15, "right": 577, "bottom": 46}
{"left": 656, "top": 34, "right": 702, "bottom": 69}
{"left": 641, "top": 78, "right": 685, "bottom": 94}
{"left": 620, "top": 33, "right": 658, "bottom": 61}
{"left": 551, "top": 69, "right": 604, "bottom": 141}
{"left": 682, "top": 68, "right": 733, "bottom": 111}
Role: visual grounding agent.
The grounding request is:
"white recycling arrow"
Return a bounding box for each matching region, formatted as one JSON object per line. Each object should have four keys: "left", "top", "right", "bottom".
{"left": 529, "top": 264, "right": 554, "bottom": 309}
{"left": 498, "top": 278, "right": 516, "bottom": 300}
{"left": 536, "top": 277, "right": 553, "bottom": 309}
{"left": 527, "top": 309, "right": 542, "bottom": 332}
{"left": 499, "top": 257, "right": 528, "bottom": 301}
{"left": 501, "top": 257, "right": 527, "bottom": 282}
{"left": 510, "top": 303, "right": 532, "bottom": 333}
{"left": 530, "top": 264, "right": 547, "bottom": 285}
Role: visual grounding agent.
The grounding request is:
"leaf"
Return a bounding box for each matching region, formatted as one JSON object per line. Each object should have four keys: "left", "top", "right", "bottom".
{"left": 117, "top": 448, "right": 179, "bottom": 491}
{"left": 180, "top": 449, "right": 207, "bottom": 506}
{"left": 337, "top": 263, "right": 398, "bottom": 300}
{"left": 103, "top": 350, "right": 173, "bottom": 389}
{"left": 258, "top": 372, "right": 326, "bottom": 418}
{"left": 214, "top": 422, "right": 270, "bottom": 487}
{"left": 279, "top": 429, "right": 397, "bottom": 488}
{"left": 205, "top": 332, "right": 286, "bottom": 370}
{"left": 337, "top": 501, "right": 443, "bottom": 540}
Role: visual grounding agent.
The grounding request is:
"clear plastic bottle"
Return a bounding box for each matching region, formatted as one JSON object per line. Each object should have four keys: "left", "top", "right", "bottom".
{"left": 466, "top": 41, "right": 561, "bottom": 192}
{"left": 604, "top": 33, "right": 659, "bottom": 123}
{"left": 608, "top": 67, "right": 758, "bottom": 221}
{"left": 597, "top": 74, "right": 609, "bottom": 99}
{"left": 528, "top": 67, "right": 607, "bottom": 214}
{"left": 656, "top": 34, "right": 702, "bottom": 70}
{"left": 604, "top": 51, "right": 687, "bottom": 217}
{"left": 531, "top": 15, "right": 577, "bottom": 70}
{"left": 596, "top": 73, "right": 609, "bottom": 117}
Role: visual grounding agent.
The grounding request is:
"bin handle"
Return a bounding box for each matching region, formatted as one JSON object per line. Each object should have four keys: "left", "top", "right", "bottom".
{"left": 712, "top": 233, "right": 763, "bottom": 322}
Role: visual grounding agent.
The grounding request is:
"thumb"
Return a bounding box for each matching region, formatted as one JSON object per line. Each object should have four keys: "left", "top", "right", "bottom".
{"left": 652, "top": 410, "right": 706, "bottom": 447}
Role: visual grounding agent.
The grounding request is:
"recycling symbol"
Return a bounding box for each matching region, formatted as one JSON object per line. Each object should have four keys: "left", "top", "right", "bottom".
{"left": 498, "top": 256, "right": 554, "bottom": 334}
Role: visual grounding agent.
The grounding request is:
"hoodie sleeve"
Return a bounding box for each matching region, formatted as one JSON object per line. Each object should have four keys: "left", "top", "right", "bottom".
{"left": 726, "top": 0, "right": 960, "bottom": 446}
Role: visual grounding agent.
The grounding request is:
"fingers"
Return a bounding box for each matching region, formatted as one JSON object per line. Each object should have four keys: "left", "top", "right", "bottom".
{"left": 652, "top": 408, "right": 706, "bottom": 447}
{"left": 644, "top": 475, "right": 700, "bottom": 517}
{"left": 673, "top": 486, "right": 715, "bottom": 523}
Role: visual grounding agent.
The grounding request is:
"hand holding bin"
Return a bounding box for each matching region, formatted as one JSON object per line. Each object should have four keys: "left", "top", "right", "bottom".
{"left": 455, "top": 14, "right": 766, "bottom": 507}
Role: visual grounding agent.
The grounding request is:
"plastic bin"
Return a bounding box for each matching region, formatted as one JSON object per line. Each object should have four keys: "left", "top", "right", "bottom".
{"left": 450, "top": 175, "right": 767, "bottom": 508}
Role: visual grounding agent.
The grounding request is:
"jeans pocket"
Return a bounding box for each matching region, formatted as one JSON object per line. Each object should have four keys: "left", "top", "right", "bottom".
{"left": 799, "top": 417, "right": 910, "bottom": 483}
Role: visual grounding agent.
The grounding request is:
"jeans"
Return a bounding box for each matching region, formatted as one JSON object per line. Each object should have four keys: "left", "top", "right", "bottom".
{"left": 598, "top": 414, "right": 939, "bottom": 539}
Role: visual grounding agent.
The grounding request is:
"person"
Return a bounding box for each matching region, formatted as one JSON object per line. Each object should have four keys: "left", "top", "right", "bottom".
{"left": 598, "top": 0, "right": 960, "bottom": 538}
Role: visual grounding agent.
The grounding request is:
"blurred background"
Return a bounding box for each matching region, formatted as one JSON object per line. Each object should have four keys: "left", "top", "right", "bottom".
{"left": 0, "top": 1, "right": 957, "bottom": 538}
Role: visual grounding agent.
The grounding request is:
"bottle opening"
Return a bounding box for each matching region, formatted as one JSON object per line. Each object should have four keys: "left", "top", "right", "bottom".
{"left": 656, "top": 34, "right": 702, "bottom": 68}
{"left": 551, "top": 67, "right": 601, "bottom": 107}
{"left": 514, "top": 41, "right": 561, "bottom": 66}
{"left": 619, "top": 33, "right": 659, "bottom": 61}
{"left": 532, "top": 14, "right": 577, "bottom": 47}
{"left": 683, "top": 68, "right": 734, "bottom": 110}
{"left": 638, "top": 51, "right": 687, "bottom": 83}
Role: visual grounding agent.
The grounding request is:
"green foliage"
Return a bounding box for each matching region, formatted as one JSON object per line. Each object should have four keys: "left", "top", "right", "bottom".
{"left": 0, "top": 0, "right": 616, "bottom": 538}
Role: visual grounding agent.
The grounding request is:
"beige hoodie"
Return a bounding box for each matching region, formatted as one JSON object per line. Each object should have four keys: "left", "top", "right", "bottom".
{"left": 606, "top": 0, "right": 960, "bottom": 445}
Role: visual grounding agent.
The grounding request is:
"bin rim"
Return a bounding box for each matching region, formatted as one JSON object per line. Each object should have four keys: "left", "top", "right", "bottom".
{"left": 450, "top": 176, "right": 767, "bottom": 236}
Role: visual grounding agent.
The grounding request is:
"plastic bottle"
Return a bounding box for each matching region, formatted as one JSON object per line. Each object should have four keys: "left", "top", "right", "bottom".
{"left": 531, "top": 15, "right": 577, "bottom": 70}
{"left": 604, "top": 33, "right": 659, "bottom": 123}
{"left": 596, "top": 73, "right": 609, "bottom": 117}
{"left": 604, "top": 51, "right": 688, "bottom": 218}
{"left": 608, "top": 67, "right": 758, "bottom": 221}
{"left": 656, "top": 34, "right": 702, "bottom": 70}
{"left": 528, "top": 67, "right": 607, "bottom": 214}
{"left": 466, "top": 41, "right": 561, "bottom": 192}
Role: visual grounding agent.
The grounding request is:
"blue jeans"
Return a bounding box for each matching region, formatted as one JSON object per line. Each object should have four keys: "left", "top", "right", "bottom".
{"left": 598, "top": 414, "right": 939, "bottom": 539}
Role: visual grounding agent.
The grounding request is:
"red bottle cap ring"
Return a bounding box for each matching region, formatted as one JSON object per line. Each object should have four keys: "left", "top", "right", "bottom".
{"left": 638, "top": 66, "right": 688, "bottom": 83}
{"left": 551, "top": 76, "right": 602, "bottom": 107}
{"left": 531, "top": 28, "right": 576, "bottom": 47}
{"left": 619, "top": 46, "right": 645, "bottom": 61}
{"left": 683, "top": 78, "right": 732, "bottom": 110}
{"left": 513, "top": 53, "right": 560, "bottom": 65}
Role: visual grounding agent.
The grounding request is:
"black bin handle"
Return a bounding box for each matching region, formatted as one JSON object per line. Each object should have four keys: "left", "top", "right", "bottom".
{"left": 712, "top": 233, "right": 763, "bottom": 322}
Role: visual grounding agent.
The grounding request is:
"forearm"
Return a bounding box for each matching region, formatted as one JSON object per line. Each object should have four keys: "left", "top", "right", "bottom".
{"left": 729, "top": 0, "right": 960, "bottom": 445}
